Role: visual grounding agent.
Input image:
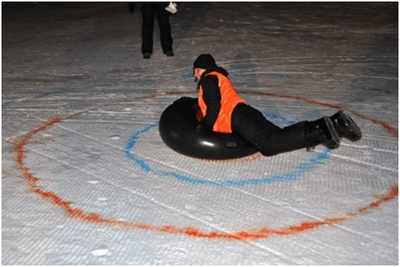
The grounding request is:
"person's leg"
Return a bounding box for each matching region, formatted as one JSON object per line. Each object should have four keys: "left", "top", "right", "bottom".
{"left": 156, "top": 6, "right": 173, "bottom": 55}
{"left": 231, "top": 103, "right": 283, "bottom": 155}
{"left": 141, "top": 4, "right": 155, "bottom": 57}
{"left": 232, "top": 104, "right": 340, "bottom": 157}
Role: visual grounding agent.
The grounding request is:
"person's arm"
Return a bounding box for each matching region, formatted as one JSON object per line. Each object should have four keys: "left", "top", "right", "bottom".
{"left": 200, "top": 75, "right": 221, "bottom": 129}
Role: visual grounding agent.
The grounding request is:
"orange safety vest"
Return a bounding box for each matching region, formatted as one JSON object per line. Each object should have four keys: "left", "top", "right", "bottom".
{"left": 198, "top": 71, "right": 245, "bottom": 133}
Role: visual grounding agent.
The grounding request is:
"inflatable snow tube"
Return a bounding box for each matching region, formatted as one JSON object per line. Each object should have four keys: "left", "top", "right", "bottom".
{"left": 159, "top": 97, "right": 258, "bottom": 160}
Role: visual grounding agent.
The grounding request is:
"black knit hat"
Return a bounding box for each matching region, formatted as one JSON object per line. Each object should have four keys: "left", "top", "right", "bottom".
{"left": 193, "top": 54, "right": 217, "bottom": 70}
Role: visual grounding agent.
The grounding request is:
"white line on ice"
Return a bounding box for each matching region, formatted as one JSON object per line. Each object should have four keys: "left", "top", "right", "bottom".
{"left": 227, "top": 182, "right": 397, "bottom": 250}
{"left": 21, "top": 114, "right": 301, "bottom": 261}
{"left": 341, "top": 142, "right": 398, "bottom": 154}
{"left": 23, "top": 114, "right": 397, "bottom": 254}
{"left": 23, "top": 146, "right": 295, "bottom": 263}
{"left": 127, "top": 146, "right": 397, "bottom": 250}
{"left": 330, "top": 153, "right": 397, "bottom": 173}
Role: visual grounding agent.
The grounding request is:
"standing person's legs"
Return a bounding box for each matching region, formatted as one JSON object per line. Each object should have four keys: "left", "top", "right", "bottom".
{"left": 141, "top": 4, "right": 155, "bottom": 57}
{"left": 156, "top": 7, "right": 173, "bottom": 55}
{"left": 232, "top": 104, "right": 340, "bottom": 157}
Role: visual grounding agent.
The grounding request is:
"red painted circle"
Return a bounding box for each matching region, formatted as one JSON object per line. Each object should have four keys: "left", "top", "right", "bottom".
{"left": 14, "top": 92, "right": 398, "bottom": 240}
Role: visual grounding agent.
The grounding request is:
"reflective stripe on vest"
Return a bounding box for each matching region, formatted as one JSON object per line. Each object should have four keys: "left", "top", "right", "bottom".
{"left": 198, "top": 71, "right": 245, "bottom": 133}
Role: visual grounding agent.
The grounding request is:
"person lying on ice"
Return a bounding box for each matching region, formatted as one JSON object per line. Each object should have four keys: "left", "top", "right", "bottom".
{"left": 192, "top": 54, "right": 362, "bottom": 156}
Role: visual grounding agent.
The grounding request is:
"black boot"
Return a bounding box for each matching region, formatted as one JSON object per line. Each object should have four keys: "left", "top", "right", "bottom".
{"left": 330, "top": 111, "right": 362, "bottom": 142}
{"left": 143, "top": 52, "right": 152, "bottom": 59}
{"left": 164, "top": 50, "right": 174, "bottom": 57}
{"left": 306, "top": 117, "right": 340, "bottom": 150}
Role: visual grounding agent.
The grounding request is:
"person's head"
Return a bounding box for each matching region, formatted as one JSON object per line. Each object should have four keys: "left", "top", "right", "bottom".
{"left": 193, "top": 54, "right": 217, "bottom": 82}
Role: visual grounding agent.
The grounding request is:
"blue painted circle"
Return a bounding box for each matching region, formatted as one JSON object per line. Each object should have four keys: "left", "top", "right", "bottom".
{"left": 125, "top": 112, "right": 331, "bottom": 187}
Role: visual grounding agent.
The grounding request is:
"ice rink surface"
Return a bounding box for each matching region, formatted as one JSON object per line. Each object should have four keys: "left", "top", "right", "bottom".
{"left": 2, "top": 3, "right": 398, "bottom": 265}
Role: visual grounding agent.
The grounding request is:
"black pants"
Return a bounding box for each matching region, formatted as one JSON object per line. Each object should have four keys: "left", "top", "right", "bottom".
{"left": 141, "top": 3, "right": 173, "bottom": 54}
{"left": 232, "top": 104, "right": 315, "bottom": 156}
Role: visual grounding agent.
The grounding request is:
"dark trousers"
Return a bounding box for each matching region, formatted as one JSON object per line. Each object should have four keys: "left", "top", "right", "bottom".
{"left": 141, "top": 3, "right": 173, "bottom": 54}
{"left": 232, "top": 104, "right": 314, "bottom": 156}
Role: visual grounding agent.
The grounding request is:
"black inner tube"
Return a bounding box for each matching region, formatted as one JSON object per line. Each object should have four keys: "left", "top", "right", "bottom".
{"left": 159, "top": 97, "right": 258, "bottom": 159}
